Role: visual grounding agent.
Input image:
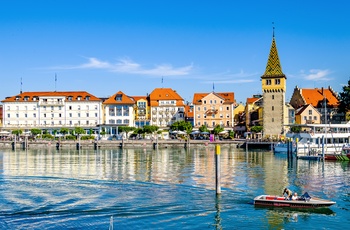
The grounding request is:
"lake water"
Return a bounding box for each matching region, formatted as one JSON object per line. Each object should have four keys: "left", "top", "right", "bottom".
{"left": 0, "top": 146, "right": 349, "bottom": 229}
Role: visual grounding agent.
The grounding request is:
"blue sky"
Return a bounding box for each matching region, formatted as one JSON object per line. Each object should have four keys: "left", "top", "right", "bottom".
{"left": 0, "top": 0, "right": 349, "bottom": 104}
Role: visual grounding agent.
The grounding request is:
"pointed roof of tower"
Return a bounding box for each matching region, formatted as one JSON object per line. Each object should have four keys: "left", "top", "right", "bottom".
{"left": 261, "top": 35, "right": 286, "bottom": 79}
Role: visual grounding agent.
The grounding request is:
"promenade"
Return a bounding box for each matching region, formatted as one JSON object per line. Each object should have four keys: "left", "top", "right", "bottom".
{"left": 0, "top": 139, "right": 275, "bottom": 150}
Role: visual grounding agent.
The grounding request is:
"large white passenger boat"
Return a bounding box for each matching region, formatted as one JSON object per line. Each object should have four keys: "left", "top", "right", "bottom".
{"left": 286, "top": 123, "right": 350, "bottom": 158}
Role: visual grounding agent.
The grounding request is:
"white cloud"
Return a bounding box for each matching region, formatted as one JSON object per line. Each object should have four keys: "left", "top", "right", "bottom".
{"left": 201, "top": 69, "right": 258, "bottom": 84}
{"left": 302, "top": 69, "right": 332, "bottom": 81}
{"left": 56, "top": 57, "right": 193, "bottom": 76}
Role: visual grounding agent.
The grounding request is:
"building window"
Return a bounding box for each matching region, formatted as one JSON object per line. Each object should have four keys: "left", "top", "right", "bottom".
{"left": 117, "top": 119, "right": 122, "bottom": 124}
{"left": 69, "top": 113, "right": 72, "bottom": 117}
{"left": 272, "top": 95, "right": 274, "bottom": 100}
{"left": 95, "top": 113, "right": 98, "bottom": 117}
{"left": 198, "top": 107, "right": 200, "bottom": 111}
{"left": 198, "top": 114, "right": 200, "bottom": 118}
{"left": 314, "top": 116, "right": 317, "bottom": 120}
{"left": 266, "top": 79, "right": 272, "bottom": 85}
{"left": 59, "top": 113, "right": 62, "bottom": 117}
{"left": 59, "top": 106, "right": 62, "bottom": 110}
{"left": 78, "top": 105, "right": 80, "bottom": 110}
{"left": 308, "top": 110, "right": 312, "bottom": 115}
{"left": 204, "top": 100, "right": 206, "bottom": 104}
{"left": 7, "top": 114, "right": 10, "bottom": 118}
{"left": 272, "top": 118, "right": 274, "bottom": 122}
{"left": 51, "top": 114, "right": 54, "bottom": 118}
{"left": 304, "top": 116, "right": 307, "bottom": 120}
{"left": 86, "top": 113, "right": 89, "bottom": 117}
{"left": 69, "top": 121, "right": 72, "bottom": 125}
{"left": 78, "top": 113, "right": 81, "bottom": 117}
{"left": 124, "top": 119, "right": 129, "bottom": 124}
{"left": 204, "top": 106, "right": 207, "bottom": 111}
{"left": 272, "top": 106, "right": 274, "bottom": 111}
{"left": 33, "top": 113, "right": 36, "bottom": 118}
{"left": 25, "top": 114, "right": 27, "bottom": 118}
{"left": 69, "top": 106, "right": 72, "bottom": 110}
{"left": 226, "top": 107, "right": 229, "bottom": 110}
{"left": 275, "top": 79, "right": 280, "bottom": 85}
{"left": 44, "top": 113, "right": 46, "bottom": 118}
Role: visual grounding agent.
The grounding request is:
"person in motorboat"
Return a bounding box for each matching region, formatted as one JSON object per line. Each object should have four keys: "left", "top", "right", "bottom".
{"left": 292, "top": 192, "right": 298, "bottom": 200}
{"left": 283, "top": 188, "right": 293, "bottom": 200}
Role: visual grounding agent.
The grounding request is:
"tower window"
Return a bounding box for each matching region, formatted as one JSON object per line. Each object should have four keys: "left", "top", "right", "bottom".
{"left": 272, "top": 95, "right": 274, "bottom": 100}
{"left": 272, "top": 106, "right": 274, "bottom": 111}
{"left": 275, "top": 79, "right": 280, "bottom": 85}
{"left": 266, "top": 79, "right": 272, "bottom": 85}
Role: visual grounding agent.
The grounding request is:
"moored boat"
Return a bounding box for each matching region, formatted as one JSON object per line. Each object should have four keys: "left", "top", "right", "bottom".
{"left": 273, "top": 142, "right": 296, "bottom": 153}
{"left": 254, "top": 193, "right": 335, "bottom": 208}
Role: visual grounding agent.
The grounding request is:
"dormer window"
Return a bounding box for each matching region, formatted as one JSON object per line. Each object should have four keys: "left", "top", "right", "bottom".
{"left": 24, "top": 96, "right": 29, "bottom": 101}
{"left": 85, "top": 96, "right": 90, "bottom": 101}
{"left": 15, "top": 96, "right": 20, "bottom": 101}
{"left": 77, "top": 96, "right": 82, "bottom": 100}
{"left": 116, "top": 94, "right": 122, "bottom": 101}
{"left": 68, "top": 96, "right": 73, "bottom": 101}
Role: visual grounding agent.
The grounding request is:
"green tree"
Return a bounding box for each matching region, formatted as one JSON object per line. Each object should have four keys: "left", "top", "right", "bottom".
{"left": 212, "top": 125, "right": 224, "bottom": 135}
{"left": 199, "top": 125, "right": 209, "bottom": 133}
{"left": 338, "top": 79, "right": 350, "bottom": 121}
{"left": 74, "top": 127, "right": 86, "bottom": 135}
{"left": 250, "top": 126, "right": 263, "bottom": 133}
{"left": 142, "top": 125, "right": 159, "bottom": 134}
{"left": 170, "top": 121, "right": 193, "bottom": 134}
{"left": 12, "top": 129, "right": 23, "bottom": 136}
{"left": 290, "top": 126, "right": 301, "bottom": 133}
{"left": 60, "top": 127, "right": 69, "bottom": 135}
{"left": 30, "top": 128, "right": 41, "bottom": 136}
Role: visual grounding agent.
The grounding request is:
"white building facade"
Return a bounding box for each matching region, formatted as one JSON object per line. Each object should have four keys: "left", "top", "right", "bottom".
{"left": 1, "top": 91, "right": 102, "bottom": 132}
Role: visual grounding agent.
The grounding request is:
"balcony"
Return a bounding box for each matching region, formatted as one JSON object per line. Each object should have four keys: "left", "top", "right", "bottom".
{"left": 205, "top": 109, "right": 218, "bottom": 115}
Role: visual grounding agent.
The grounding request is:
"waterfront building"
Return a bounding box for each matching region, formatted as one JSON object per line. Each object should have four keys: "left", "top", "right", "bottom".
{"left": 1, "top": 91, "right": 102, "bottom": 133}
{"left": 184, "top": 104, "right": 194, "bottom": 127}
{"left": 245, "top": 95, "right": 263, "bottom": 130}
{"left": 233, "top": 103, "right": 246, "bottom": 137}
{"left": 295, "top": 104, "right": 321, "bottom": 124}
{"left": 148, "top": 88, "right": 185, "bottom": 127}
{"left": 192, "top": 92, "right": 235, "bottom": 128}
{"left": 261, "top": 31, "right": 287, "bottom": 138}
{"left": 101, "top": 91, "right": 135, "bottom": 135}
{"left": 289, "top": 86, "right": 343, "bottom": 124}
{"left": 132, "top": 96, "right": 150, "bottom": 128}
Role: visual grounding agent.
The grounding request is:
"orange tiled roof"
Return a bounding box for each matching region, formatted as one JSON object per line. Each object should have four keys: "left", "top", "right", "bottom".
{"left": 1, "top": 91, "right": 101, "bottom": 102}
{"left": 192, "top": 92, "right": 234, "bottom": 105}
{"left": 184, "top": 105, "right": 194, "bottom": 118}
{"left": 132, "top": 96, "right": 148, "bottom": 102}
{"left": 103, "top": 91, "right": 135, "bottom": 105}
{"left": 246, "top": 97, "right": 259, "bottom": 104}
{"left": 301, "top": 88, "right": 338, "bottom": 107}
{"left": 149, "top": 88, "right": 184, "bottom": 106}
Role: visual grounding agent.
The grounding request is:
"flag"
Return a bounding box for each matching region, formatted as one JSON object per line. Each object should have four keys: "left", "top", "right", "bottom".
{"left": 213, "top": 82, "right": 215, "bottom": 92}
{"left": 161, "top": 76, "right": 163, "bottom": 84}
{"left": 55, "top": 73, "right": 57, "bottom": 82}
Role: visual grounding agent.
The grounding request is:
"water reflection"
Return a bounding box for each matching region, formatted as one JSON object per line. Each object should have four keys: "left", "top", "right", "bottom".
{"left": 0, "top": 147, "right": 349, "bottom": 229}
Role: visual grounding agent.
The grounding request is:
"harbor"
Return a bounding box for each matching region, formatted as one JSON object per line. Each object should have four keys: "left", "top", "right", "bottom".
{"left": 0, "top": 147, "right": 348, "bottom": 229}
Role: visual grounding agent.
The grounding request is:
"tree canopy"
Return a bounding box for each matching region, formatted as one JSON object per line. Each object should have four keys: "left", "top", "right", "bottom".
{"left": 338, "top": 79, "right": 350, "bottom": 120}
{"left": 142, "top": 125, "right": 159, "bottom": 134}
{"left": 212, "top": 125, "right": 224, "bottom": 135}
{"left": 199, "top": 125, "right": 209, "bottom": 133}
{"left": 170, "top": 121, "right": 193, "bottom": 134}
{"left": 30, "top": 128, "right": 41, "bottom": 136}
{"left": 250, "top": 126, "right": 263, "bottom": 133}
{"left": 74, "top": 127, "right": 86, "bottom": 135}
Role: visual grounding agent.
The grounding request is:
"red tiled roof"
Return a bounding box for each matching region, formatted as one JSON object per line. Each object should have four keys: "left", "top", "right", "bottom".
{"left": 301, "top": 88, "right": 338, "bottom": 107}
{"left": 192, "top": 92, "right": 234, "bottom": 105}
{"left": 1, "top": 91, "right": 101, "bottom": 102}
{"left": 246, "top": 97, "right": 259, "bottom": 104}
{"left": 184, "top": 105, "right": 194, "bottom": 118}
{"left": 103, "top": 91, "right": 135, "bottom": 105}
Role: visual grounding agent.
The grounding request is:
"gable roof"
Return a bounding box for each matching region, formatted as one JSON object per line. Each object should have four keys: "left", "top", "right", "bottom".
{"left": 246, "top": 97, "right": 260, "bottom": 104}
{"left": 1, "top": 91, "right": 101, "bottom": 102}
{"left": 103, "top": 91, "right": 135, "bottom": 105}
{"left": 149, "top": 88, "right": 184, "bottom": 106}
{"left": 300, "top": 87, "right": 338, "bottom": 108}
{"left": 192, "top": 92, "right": 234, "bottom": 105}
{"left": 295, "top": 104, "right": 320, "bottom": 116}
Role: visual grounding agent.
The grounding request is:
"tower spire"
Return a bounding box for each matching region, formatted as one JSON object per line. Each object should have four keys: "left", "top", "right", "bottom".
{"left": 261, "top": 26, "right": 285, "bottom": 79}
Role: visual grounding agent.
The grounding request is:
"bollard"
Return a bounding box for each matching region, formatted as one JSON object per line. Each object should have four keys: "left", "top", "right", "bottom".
{"left": 56, "top": 142, "right": 60, "bottom": 150}
{"left": 22, "top": 142, "right": 26, "bottom": 150}
{"left": 11, "top": 142, "right": 15, "bottom": 151}
{"left": 215, "top": 144, "right": 221, "bottom": 194}
{"left": 76, "top": 143, "right": 80, "bottom": 150}
{"left": 94, "top": 142, "right": 98, "bottom": 150}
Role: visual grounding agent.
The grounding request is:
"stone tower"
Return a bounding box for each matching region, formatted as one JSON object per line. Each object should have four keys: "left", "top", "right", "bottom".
{"left": 261, "top": 31, "right": 286, "bottom": 138}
